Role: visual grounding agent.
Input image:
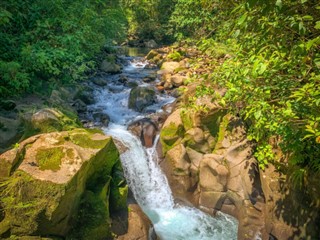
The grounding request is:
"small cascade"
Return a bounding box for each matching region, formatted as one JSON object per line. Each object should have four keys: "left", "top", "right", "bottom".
{"left": 89, "top": 51, "right": 238, "bottom": 239}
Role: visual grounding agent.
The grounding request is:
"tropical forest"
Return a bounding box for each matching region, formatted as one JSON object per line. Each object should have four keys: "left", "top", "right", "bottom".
{"left": 0, "top": 0, "right": 319, "bottom": 239}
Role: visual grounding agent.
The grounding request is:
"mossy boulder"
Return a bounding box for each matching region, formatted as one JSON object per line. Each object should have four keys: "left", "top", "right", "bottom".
{"left": 30, "top": 108, "right": 80, "bottom": 135}
{"left": 0, "top": 129, "right": 126, "bottom": 239}
{"left": 128, "top": 86, "right": 156, "bottom": 112}
{"left": 160, "top": 109, "right": 185, "bottom": 154}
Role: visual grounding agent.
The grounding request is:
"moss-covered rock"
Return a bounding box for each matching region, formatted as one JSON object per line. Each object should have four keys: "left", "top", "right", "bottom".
{"left": 128, "top": 86, "right": 156, "bottom": 112}
{"left": 0, "top": 129, "right": 126, "bottom": 239}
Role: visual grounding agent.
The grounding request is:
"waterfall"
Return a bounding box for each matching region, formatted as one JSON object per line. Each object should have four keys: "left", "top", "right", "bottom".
{"left": 105, "top": 124, "right": 238, "bottom": 240}
{"left": 90, "top": 53, "right": 238, "bottom": 239}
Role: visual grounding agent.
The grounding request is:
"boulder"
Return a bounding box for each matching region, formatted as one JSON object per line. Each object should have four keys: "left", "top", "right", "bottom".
{"left": 71, "top": 99, "right": 87, "bottom": 113}
{"left": 159, "top": 62, "right": 181, "bottom": 74}
{"left": 160, "top": 109, "right": 185, "bottom": 154}
{"left": 128, "top": 118, "right": 158, "bottom": 148}
{"left": 128, "top": 87, "right": 156, "bottom": 112}
{"left": 74, "top": 87, "right": 95, "bottom": 105}
{"left": 93, "top": 112, "right": 110, "bottom": 127}
{"left": 146, "top": 50, "right": 159, "bottom": 60}
{"left": 144, "top": 40, "right": 158, "bottom": 48}
{"left": 92, "top": 77, "right": 108, "bottom": 87}
{"left": 116, "top": 204, "right": 152, "bottom": 240}
{"left": 31, "top": 108, "right": 79, "bottom": 133}
{"left": 0, "top": 129, "right": 127, "bottom": 239}
{"left": 100, "top": 60, "right": 121, "bottom": 74}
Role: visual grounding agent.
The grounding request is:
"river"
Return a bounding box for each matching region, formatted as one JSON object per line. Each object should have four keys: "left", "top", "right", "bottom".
{"left": 88, "top": 50, "right": 238, "bottom": 239}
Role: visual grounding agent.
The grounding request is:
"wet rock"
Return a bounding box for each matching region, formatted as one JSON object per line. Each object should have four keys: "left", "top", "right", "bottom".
{"left": 171, "top": 74, "right": 187, "bottom": 87}
{"left": 92, "top": 77, "right": 108, "bottom": 86}
{"left": 146, "top": 50, "right": 159, "bottom": 60}
{"left": 119, "top": 75, "right": 128, "bottom": 84}
{"left": 100, "top": 60, "right": 121, "bottom": 74}
{"left": 144, "top": 40, "right": 158, "bottom": 49}
{"left": 128, "top": 87, "right": 156, "bottom": 112}
{"left": 74, "top": 87, "right": 95, "bottom": 105}
{"left": 128, "top": 118, "right": 158, "bottom": 148}
{"left": 143, "top": 74, "right": 156, "bottom": 83}
{"left": 0, "top": 129, "right": 125, "bottom": 238}
{"left": 71, "top": 99, "right": 87, "bottom": 113}
{"left": 126, "top": 81, "right": 139, "bottom": 88}
{"left": 93, "top": 112, "right": 110, "bottom": 127}
{"left": 144, "top": 63, "right": 157, "bottom": 69}
{"left": 116, "top": 204, "right": 152, "bottom": 240}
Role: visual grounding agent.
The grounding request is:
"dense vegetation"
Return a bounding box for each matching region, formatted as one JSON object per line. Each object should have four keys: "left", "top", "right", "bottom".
{"left": 170, "top": 0, "right": 320, "bottom": 189}
{"left": 0, "top": 0, "right": 127, "bottom": 97}
{"left": 1, "top": 0, "right": 319, "bottom": 189}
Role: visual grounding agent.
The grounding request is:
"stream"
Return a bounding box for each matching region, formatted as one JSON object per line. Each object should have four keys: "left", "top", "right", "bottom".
{"left": 88, "top": 49, "right": 238, "bottom": 239}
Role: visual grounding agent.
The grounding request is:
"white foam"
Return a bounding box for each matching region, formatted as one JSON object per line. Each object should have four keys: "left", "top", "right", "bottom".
{"left": 105, "top": 125, "right": 238, "bottom": 240}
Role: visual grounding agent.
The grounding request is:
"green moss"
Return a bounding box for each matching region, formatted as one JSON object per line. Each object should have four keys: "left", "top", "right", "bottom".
{"left": 36, "top": 147, "right": 64, "bottom": 171}
{"left": 66, "top": 149, "right": 74, "bottom": 160}
{"left": 110, "top": 161, "right": 128, "bottom": 212}
{"left": 180, "top": 109, "right": 194, "bottom": 131}
{"left": 0, "top": 170, "right": 65, "bottom": 236}
{"left": 70, "top": 133, "right": 109, "bottom": 149}
{"left": 70, "top": 187, "right": 111, "bottom": 240}
{"left": 0, "top": 159, "right": 11, "bottom": 180}
{"left": 168, "top": 51, "right": 183, "bottom": 61}
{"left": 201, "top": 109, "right": 227, "bottom": 138}
{"left": 160, "top": 122, "right": 185, "bottom": 154}
{"left": 212, "top": 114, "right": 231, "bottom": 153}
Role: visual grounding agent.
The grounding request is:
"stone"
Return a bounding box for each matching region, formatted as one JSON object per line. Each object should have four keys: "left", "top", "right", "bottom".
{"left": 144, "top": 40, "right": 158, "bottom": 48}
{"left": 128, "top": 87, "right": 156, "bottom": 112}
{"left": 93, "top": 112, "right": 110, "bottom": 127}
{"left": 159, "top": 62, "right": 181, "bottom": 74}
{"left": 74, "top": 87, "right": 95, "bottom": 105}
{"left": 92, "top": 77, "right": 108, "bottom": 86}
{"left": 0, "top": 129, "right": 125, "bottom": 239}
{"left": 186, "top": 147, "right": 203, "bottom": 168}
{"left": 71, "top": 99, "right": 87, "bottom": 113}
{"left": 171, "top": 74, "right": 186, "bottom": 87}
{"left": 160, "top": 109, "right": 185, "bottom": 154}
{"left": 199, "top": 154, "right": 229, "bottom": 192}
{"left": 31, "top": 108, "right": 63, "bottom": 132}
{"left": 117, "top": 204, "right": 152, "bottom": 240}
{"left": 100, "top": 60, "right": 121, "bottom": 74}
{"left": 128, "top": 118, "right": 158, "bottom": 148}
{"left": 146, "top": 50, "right": 159, "bottom": 60}
{"left": 166, "top": 144, "right": 190, "bottom": 175}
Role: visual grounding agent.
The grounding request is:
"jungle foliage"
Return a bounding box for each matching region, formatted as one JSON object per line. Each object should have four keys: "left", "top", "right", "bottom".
{"left": 0, "top": 0, "right": 127, "bottom": 97}
{"left": 184, "top": 0, "right": 320, "bottom": 186}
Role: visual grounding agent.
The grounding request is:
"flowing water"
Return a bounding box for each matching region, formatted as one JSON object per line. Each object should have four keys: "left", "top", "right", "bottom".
{"left": 89, "top": 50, "right": 238, "bottom": 239}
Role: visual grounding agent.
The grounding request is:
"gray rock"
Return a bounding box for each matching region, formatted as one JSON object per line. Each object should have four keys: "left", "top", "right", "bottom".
{"left": 100, "top": 60, "right": 121, "bottom": 74}
{"left": 128, "top": 87, "right": 156, "bottom": 112}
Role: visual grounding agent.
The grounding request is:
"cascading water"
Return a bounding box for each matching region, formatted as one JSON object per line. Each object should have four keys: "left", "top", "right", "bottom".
{"left": 89, "top": 51, "right": 238, "bottom": 239}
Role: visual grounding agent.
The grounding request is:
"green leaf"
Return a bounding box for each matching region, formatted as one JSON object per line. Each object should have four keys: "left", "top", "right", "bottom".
{"left": 238, "top": 13, "right": 247, "bottom": 25}
{"left": 275, "top": 0, "right": 282, "bottom": 9}
{"left": 315, "top": 21, "right": 320, "bottom": 30}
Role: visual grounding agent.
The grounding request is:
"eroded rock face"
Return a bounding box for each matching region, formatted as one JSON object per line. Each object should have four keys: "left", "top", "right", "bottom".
{"left": 128, "top": 118, "right": 158, "bottom": 148}
{"left": 160, "top": 109, "right": 266, "bottom": 239}
{"left": 116, "top": 204, "right": 152, "bottom": 240}
{"left": 0, "top": 129, "right": 127, "bottom": 239}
